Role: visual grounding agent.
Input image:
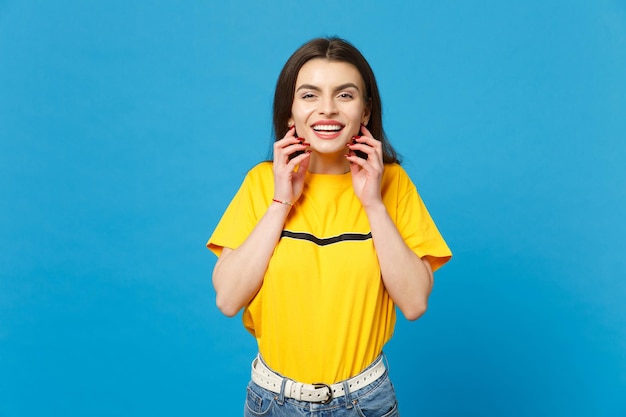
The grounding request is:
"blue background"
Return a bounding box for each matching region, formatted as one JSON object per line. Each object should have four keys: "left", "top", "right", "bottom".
{"left": 1, "top": 1, "right": 625, "bottom": 416}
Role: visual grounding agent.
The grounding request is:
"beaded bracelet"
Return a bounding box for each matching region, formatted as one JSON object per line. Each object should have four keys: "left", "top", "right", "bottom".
{"left": 272, "top": 198, "right": 293, "bottom": 207}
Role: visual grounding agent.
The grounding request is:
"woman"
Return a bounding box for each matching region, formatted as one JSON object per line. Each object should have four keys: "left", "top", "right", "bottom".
{"left": 208, "top": 37, "right": 451, "bottom": 416}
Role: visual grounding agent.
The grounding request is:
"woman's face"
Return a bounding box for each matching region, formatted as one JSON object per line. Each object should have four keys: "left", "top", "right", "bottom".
{"left": 289, "top": 59, "right": 370, "bottom": 159}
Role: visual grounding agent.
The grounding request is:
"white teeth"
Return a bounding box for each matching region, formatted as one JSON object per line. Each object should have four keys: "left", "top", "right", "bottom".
{"left": 313, "top": 125, "right": 342, "bottom": 131}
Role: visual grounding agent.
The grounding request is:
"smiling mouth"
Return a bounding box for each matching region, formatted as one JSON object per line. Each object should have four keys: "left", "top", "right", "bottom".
{"left": 312, "top": 124, "right": 343, "bottom": 132}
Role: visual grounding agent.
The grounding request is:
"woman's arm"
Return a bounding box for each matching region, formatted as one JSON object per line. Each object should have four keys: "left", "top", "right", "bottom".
{"left": 212, "top": 202, "right": 291, "bottom": 317}
{"left": 212, "top": 127, "right": 311, "bottom": 316}
{"left": 363, "top": 204, "right": 433, "bottom": 320}
{"left": 347, "top": 126, "right": 433, "bottom": 320}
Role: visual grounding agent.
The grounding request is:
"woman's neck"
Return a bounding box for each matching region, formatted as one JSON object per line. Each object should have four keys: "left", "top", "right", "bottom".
{"left": 306, "top": 152, "right": 350, "bottom": 174}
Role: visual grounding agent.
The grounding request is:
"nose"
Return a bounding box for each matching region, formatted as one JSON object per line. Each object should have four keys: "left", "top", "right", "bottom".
{"left": 318, "top": 95, "right": 338, "bottom": 116}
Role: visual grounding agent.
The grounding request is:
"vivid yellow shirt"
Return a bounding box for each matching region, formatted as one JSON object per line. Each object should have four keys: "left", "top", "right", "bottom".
{"left": 208, "top": 162, "right": 451, "bottom": 384}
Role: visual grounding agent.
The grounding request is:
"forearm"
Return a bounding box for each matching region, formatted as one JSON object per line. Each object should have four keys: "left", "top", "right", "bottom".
{"left": 212, "top": 202, "right": 291, "bottom": 316}
{"left": 365, "top": 203, "right": 433, "bottom": 321}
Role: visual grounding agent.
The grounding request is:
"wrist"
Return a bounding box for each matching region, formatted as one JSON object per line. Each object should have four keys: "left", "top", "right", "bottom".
{"left": 271, "top": 198, "right": 293, "bottom": 207}
{"left": 269, "top": 198, "right": 294, "bottom": 214}
{"left": 363, "top": 201, "right": 387, "bottom": 216}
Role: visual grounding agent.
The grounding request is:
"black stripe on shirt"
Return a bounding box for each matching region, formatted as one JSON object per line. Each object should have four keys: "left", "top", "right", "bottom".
{"left": 280, "top": 230, "right": 372, "bottom": 246}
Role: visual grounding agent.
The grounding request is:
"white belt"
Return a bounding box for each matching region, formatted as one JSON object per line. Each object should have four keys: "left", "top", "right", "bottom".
{"left": 250, "top": 355, "right": 386, "bottom": 404}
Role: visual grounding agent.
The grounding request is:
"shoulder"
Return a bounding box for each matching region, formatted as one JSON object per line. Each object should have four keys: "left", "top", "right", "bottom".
{"left": 383, "top": 163, "right": 407, "bottom": 178}
{"left": 247, "top": 161, "right": 273, "bottom": 175}
{"left": 381, "top": 163, "right": 420, "bottom": 204}
{"left": 230, "top": 162, "right": 274, "bottom": 203}
{"left": 243, "top": 161, "right": 274, "bottom": 183}
{"left": 382, "top": 163, "right": 414, "bottom": 187}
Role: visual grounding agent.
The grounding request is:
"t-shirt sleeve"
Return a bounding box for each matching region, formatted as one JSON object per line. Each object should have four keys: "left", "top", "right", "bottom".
{"left": 395, "top": 170, "right": 452, "bottom": 272}
{"left": 206, "top": 163, "right": 272, "bottom": 257}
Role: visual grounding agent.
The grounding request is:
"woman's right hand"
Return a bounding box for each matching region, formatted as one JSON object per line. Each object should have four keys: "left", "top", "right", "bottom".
{"left": 272, "top": 126, "right": 311, "bottom": 204}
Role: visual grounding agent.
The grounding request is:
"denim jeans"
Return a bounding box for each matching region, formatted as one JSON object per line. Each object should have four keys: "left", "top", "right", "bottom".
{"left": 243, "top": 357, "right": 399, "bottom": 417}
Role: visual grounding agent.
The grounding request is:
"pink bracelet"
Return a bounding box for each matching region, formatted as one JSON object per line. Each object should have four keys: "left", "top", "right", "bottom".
{"left": 272, "top": 198, "right": 293, "bottom": 207}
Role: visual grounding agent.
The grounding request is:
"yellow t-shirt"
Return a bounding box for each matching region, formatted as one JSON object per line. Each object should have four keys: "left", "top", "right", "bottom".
{"left": 208, "top": 162, "right": 451, "bottom": 384}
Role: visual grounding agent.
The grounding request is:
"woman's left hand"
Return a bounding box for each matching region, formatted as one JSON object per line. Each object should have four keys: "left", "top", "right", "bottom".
{"left": 345, "top": 125, "right": 384, "bottom": 208}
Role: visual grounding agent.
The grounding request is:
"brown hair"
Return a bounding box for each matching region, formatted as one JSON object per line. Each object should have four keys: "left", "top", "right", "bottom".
{"left": 272, "top": 37, "right": 401, "bottom": 164}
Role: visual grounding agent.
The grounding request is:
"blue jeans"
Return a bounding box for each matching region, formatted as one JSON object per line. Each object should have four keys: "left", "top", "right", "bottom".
{"left": 243, "top": 359, "right": 399, "bottom": 417}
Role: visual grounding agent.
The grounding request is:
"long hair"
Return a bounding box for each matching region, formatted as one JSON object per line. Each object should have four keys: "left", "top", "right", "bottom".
{"left": 272, "top": 37, "right": 401, "bottom": 164}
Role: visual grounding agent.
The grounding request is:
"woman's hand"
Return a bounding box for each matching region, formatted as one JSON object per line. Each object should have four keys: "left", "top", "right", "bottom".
{"left": 272, "top": 126, "right": 311, "bottom": 204}
{"left": 345, "top": 125, "right": 384, "bottom": 208}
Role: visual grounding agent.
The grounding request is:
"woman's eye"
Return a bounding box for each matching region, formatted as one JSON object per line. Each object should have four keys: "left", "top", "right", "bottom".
{"left": 338, "top": 92, "right": 353, "bottom": 99}
{"left": 302, "top": 93, "right": 316, "bottom": 99}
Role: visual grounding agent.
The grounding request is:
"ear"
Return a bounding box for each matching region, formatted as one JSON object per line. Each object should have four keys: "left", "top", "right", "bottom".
{"left": 361, "top": 102, "right": 371, "bottom": 126}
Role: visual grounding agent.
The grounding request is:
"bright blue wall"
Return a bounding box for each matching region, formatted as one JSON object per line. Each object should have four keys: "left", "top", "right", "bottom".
{"left": 1, "top": 1, "right": 625, "bottom": 415}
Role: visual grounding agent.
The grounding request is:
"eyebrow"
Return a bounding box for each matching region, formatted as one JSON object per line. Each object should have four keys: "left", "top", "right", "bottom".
{"left": 295, "top": 83, "right": 361, "bottom": 93}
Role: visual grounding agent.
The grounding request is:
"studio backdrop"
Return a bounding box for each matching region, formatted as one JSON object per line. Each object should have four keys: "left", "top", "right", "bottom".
{"left": 1, "top": 1, "right": 625, "bottom": 416}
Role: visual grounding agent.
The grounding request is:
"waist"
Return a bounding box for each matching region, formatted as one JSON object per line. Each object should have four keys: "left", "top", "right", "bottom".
{"left": 250, "top": 353, "right": 387, "bottom": 404}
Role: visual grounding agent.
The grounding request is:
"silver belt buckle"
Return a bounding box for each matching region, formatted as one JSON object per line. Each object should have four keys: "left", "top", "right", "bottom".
{"left": 312, "top": 382, "right": 332, "bottom": 404}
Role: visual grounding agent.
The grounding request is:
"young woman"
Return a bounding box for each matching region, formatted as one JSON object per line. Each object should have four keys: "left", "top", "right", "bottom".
{"left": 208, "top": 37, "right": 451, "bottom": 416}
